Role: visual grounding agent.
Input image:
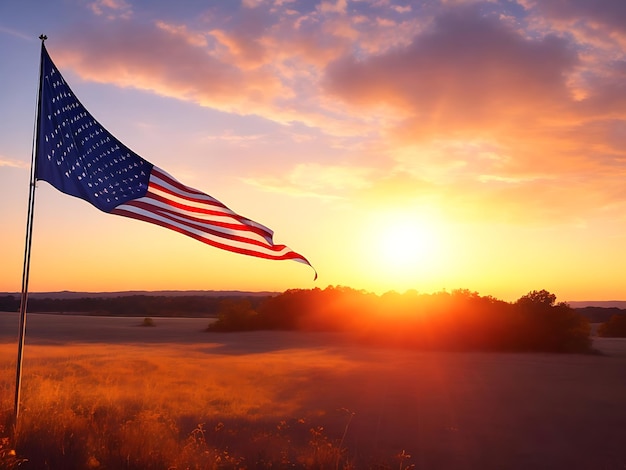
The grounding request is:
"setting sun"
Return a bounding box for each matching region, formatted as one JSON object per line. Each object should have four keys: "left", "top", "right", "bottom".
{"left": 378, "top": 217, "right": 440, "bottom": 269}
{"left": 359, "top": 208, "right": 449, "bottom": 291}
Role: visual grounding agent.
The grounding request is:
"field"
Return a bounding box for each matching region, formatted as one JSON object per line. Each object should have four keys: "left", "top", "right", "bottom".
{"left": 1, "top": 312, "right": 626, "bottom": 469}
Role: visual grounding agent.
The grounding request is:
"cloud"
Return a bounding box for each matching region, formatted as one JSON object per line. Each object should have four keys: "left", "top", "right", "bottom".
{"left": 0, "top": 157, "right": 28, "bottom": 169}
{"left": 0, "top": 26, "right": 32, "bottom": 41}
{"left": 208, "top": 6, "right": 275, "bottom": 68}
{"left": 155, "top": 21, "right": 208, "bottom": 48}
{"left": 324, "top": 4, "right": 579, "bottom": 135}
{"left": 201, "top": 130, "right": 266, "bottom": 148}
{"left": 242, "top": 0, "right": 266, "bottom": 8}
{"left": 243, "top": 162, "right": 374, "bottom": 199}
{"left": 527, "top": 0, "right": 626, "bottom": 37}
{"left": 316, "top": 3, "right": 626, "bottom": 223}
{"left": 88, "top": 0, "right": 133, "bottom": 20}
{"left": 52, "top": 3, "right": 389, "bottom": 134}
{"left": 55, "top": 21, "right": 286, "bottom": 115}
{"left": 54, "top": 6, "right": 335, "bottom": 127}
{"left": 318, "top": 0, "right": 348, "bottom": 15}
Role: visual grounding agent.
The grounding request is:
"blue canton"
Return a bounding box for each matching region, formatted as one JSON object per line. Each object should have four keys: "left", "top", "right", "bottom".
{"left": 36, "top": 46, "right": 153, "bottom": 213}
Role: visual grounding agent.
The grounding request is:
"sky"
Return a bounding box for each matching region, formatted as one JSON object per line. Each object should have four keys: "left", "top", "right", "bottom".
{"left": 2, "top": 0, "right": 626, "bottom": 301}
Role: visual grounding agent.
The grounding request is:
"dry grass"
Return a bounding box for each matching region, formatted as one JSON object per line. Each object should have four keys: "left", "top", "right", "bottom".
{"left": 0, "top": 318, "right": 625, "bottom": 469}
{"left": 0, "top": 340, "right": 370, "bottom": 469}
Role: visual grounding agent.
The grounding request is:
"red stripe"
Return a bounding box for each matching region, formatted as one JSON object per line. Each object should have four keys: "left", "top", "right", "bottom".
{"left": 118, "top": 200, "right": 277, "bottom": 249}
{"left": 141, "top": 191, "right": 273, "bottom": 240}
{"left": 111, "top": 206, "right": 308, "bottom": 262}
{"left": 152, "top": 167, "right": 208, "bottom": 198}
{"left": 151, "top": 167, "right": 263, "bottom": 229}
{"left": 133, "top": 197, "right": 266, "bottom": 237}
{"left": 147, "top": 183, "right": 266, "bottom": 235}
{"left": 150, "top": 180, "right": 225, "bottom": 209}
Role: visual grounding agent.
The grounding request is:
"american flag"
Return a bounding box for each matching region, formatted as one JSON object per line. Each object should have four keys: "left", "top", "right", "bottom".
{"left": 35, "top": 44, "right": 316, "bottom": 278}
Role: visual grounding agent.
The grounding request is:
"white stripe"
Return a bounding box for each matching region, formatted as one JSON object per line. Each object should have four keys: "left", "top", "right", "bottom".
{"left": 142, "top": 191, "right": 254, "bottom": 226}
{"left": 150, "top": 171, "right": 222, "bottom": 205}
{"left": 134, "top": 195, "right": 274, "bottom": 246}
{"left": 149, "top": 183, "right": 238, "bottom": 216}
{"left": 149, "top": 170, "right": 274, "bottom": 238}
{"left": 114, "top": 203, "right": 294, "bottom": 258}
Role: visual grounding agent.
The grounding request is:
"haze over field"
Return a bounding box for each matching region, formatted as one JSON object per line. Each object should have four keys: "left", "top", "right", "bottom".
{"left": 3, "top": 1, "right": 626, "bottom": 301}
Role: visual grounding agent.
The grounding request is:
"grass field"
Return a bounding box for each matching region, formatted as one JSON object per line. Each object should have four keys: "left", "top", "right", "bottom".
{"left": 1, "top": 313, "right": 625, "bottom": 469}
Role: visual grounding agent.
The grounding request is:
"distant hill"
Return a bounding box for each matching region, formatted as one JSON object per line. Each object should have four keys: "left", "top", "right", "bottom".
{"left": 573, "top": 307, "right": 626, "bottom": 323}
{"left": 0, "top": 290, "right": 277, "bottom": 317}
{"left": 0, "top": 290, "right": 278, "bottom": 300}
{"left": 566, "top": 302, "right": 626, "bottom": 323}
{"left": 568, "top": 301, "right": 626, "bottom": 309}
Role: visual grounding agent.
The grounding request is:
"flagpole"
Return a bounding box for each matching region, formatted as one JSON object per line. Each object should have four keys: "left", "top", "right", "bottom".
{"left": 13, "top": 34, "right": 47, "bottom": 436}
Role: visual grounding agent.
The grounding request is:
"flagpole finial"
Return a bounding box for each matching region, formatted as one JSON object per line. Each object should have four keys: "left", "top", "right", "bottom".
{"left": 39, "top": 34, "right": 47, "bottom": 42}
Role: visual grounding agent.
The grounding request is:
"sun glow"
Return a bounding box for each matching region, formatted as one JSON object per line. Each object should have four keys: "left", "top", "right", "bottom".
{"left": 378, "top": 218, "right": 440, "bottom": 268}
{"left": 361, "top": 208, "right": 448, "bottom": 290}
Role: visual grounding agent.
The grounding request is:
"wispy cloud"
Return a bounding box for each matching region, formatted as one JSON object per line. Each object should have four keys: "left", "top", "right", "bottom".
{"left": 243, "top": 162, "right": 373, "bottom": 200}
{"left": 88, "top": 0, "right": 133, "bottom": 20}
{"left": 0, "top": 26, "right": 32, "bottom": 41}
{"left": 0, "top": 157, "right": 28, "bottom": 169}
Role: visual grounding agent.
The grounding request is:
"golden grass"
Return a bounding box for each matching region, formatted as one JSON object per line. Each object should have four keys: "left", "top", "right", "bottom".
{"left": 0, "top": 341, "right": 363, "bottom": 469}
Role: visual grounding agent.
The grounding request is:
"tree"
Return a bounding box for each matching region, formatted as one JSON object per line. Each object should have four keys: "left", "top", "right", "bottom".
{"left": 598, "top": 314, "right": 626, "bottom": 337}
{"left": 208, "top": 299, "right": 258, "bottom": 331}
{"left": 514, "top": 290, "right": 590, "bottom": 352}
{"left": 516, "top": 289, "right": 557, "bottom": 308}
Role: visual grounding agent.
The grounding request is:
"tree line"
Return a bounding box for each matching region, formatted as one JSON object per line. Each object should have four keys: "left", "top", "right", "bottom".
{"left": 3, "top": 287, "right": 625, "bottom": 350}
{"left": 208, "top": 287, "right": 593, "bottom": 353}
{"left": 0, "top": 294, "right": 268, "bottom": 317}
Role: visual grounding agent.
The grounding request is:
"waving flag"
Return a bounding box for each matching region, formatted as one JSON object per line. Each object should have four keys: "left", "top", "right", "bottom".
{"left": 35, "top": 44, "right": 316, "bottom": 278}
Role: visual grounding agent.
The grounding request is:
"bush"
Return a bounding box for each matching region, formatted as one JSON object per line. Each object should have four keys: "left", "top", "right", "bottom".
{"left": 598, "top": 314, "right": 626, "bottom": 337}
{"left": 514, "top": 298, "right": 591, "bottom": 352}
{"left": 207, "top": 300, "right": 258, "bottom": 331}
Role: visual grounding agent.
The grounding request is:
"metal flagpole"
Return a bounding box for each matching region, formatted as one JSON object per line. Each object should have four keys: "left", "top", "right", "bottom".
{"left": 13, "top": 34, "right": 47, "bottom": 436}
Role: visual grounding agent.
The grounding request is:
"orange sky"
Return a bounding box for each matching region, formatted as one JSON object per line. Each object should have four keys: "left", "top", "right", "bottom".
{"left": 2, "top": 0, "right": 626, "bottom": 301}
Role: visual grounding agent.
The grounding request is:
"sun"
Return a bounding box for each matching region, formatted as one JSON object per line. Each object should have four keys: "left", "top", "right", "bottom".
{"left": 359, "top": 208, "right": 448, "bottom": 290}
{"left": 378, "top": 219, "right": 440, "bottom": 268}
{"left": 379, "top": 220, "right": 437, "bottom": 268}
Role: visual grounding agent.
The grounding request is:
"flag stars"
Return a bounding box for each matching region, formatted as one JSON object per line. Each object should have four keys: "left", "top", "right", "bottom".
{"left": 37, "top": 49, "right": 153, "bottom": 212}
